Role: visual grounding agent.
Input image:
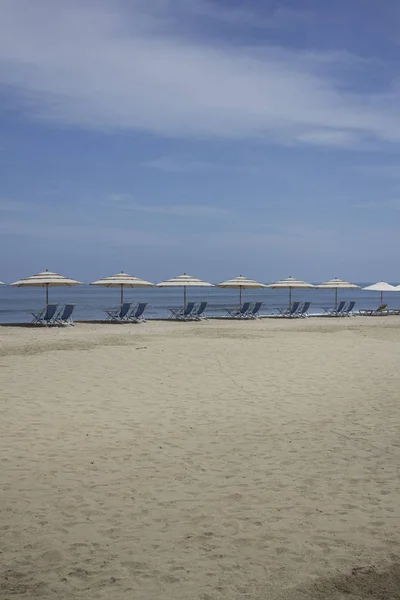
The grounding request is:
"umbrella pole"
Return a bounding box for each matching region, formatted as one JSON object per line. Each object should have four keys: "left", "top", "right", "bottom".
{"left": 381, "top": 291, "right": 383, "bottom": 304}
{"left": 289, "top": 287, "right": 292, "bottom": 307}
{"left": 335, "top": 288, "right": 338, "bottom": 310}
{"left": 46, "top": 283, "right": 49, "bottom": 306}
{"left": 121, "top": 285, "right": 123, "bottom": 305}
{"left": 184, "top": 286, "right": 186, "bottom": 310}
{"left": 240, "top": 286, "right": 242, "bottom": 308}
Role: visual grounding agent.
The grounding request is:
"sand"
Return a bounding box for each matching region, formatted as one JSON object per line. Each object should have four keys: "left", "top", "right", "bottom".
{"left": 1, "top": 316, "right": 400, "bottom": 599}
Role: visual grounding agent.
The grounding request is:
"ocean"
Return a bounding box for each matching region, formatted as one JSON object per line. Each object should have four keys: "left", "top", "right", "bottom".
{"left": 0, "top": 283, "right": 398, "bottom": 324}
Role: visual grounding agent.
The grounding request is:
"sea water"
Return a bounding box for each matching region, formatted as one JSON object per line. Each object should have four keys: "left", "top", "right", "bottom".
{"left": 0, "top": 283, "right": 397, "bottom": 324}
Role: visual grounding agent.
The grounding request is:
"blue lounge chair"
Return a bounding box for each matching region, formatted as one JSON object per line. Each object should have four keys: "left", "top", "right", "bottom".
{"left": 226, "top": 302, "right": 251, "bottom": 319}
{"left": 323, "top": 300, "right": 346, "bottom": 316}
{"left": 55, "top": 304, "right": 76, "bottom": 326}
{"left": 296, "top": 301, "right": 311, "bottom": 318}
{"left": 277, "top": 301, "right": 300, "bottom": 317}
{"left": 342, "top": 300, "right": 356, "bottom": 316}
{"left": 247, "top": 301, "right": 263, "bottom": 319}
{"left": 105, "top": 302, "right": 132, "bottom": 322}
{"left": 31, "top": 304, "right": 59, "bottom": 325}
{"left": 169, "top": 302, "right": 196, "bottom": 320}
{"left": 191, "top": 301, "right": 208, "bottom": 320}
{"left": 128, "top": 302, "right": 147, "bottom": 323}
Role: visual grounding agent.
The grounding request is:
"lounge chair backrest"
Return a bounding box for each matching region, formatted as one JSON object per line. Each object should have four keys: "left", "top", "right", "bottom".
{"left": 240, "top": 302, "right": 251, "bottom": 314}
{"left": 377, "top": 303, "right": 387, "bottom": 312}
{"left": 196, "top": 301, "right": 207, "bottom": 316}
{"left": 301, "top": 301, "right": 311, "bottom": 314}
{"left": 134, "top": 302, "right": 147, "bottom": 318}
{"left": 252, "top": 301, "right": 262, "bottom": 315}
{"left": 60, "top": 304, "right": 75, "bottom": 321}
{"left": 336, "top": 300, "right": 346, "bottom": 314}
{"left": 120, "top": 302, "right": 131, "bottom": 319}
{"left": 346, "top": 301, "right": 356, "bottom": 313}
{"left": 45, "top": 304, "right": 58, "bottom": 321}
{"left": 184, "top": 302, "right": 195, "bottom": 316}
{"left": 290, "top": 301, "right": 300, "bottom": 315}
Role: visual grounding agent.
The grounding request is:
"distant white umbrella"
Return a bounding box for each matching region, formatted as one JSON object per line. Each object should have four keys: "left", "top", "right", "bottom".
{"left": 10, "top": 269, "right": 82, "bottom": 305}
{"left": 0, "top": 281, "right": 4, "bottom": 285}
{"left": 267, "top": 276, "right": 314, "bottom": 306}
{"left": 363, "top": 281, "right": 397, "bottom": 304}
{"left": 90, "top": 271, "right": 154, "bottom": 304}
{"left": 157, "top": 273, "right": 213, "bottom": 308}
{"left": 217, "top": 275, "right": 267, "bottom": 306}
{"left": 316, "top": 277, "right": 360, "bottom": 309}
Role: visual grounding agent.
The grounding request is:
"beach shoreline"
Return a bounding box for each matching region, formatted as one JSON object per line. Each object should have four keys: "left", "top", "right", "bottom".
{"left": 1, "top": 318, "right": 400, "bottom": 599}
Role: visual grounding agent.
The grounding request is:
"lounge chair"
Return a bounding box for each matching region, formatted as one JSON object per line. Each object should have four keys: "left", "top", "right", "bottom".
{"left": 323, "top": 300, "right": 346, "bottom": 316}
{"left": 358, "top": 304, "right": 388, "bottom": 316}
{"left": 128, "top": 302, "right": 147, "bottom": 323}
{"left": 247, "top": 301, "right": 263, "bottom": 319}
{"left": 385, "top": 307, "right": 400, "bottom": 315}
{"left": 31, "top": 304, "right": 59, "bottom": 325}
{"left": 169, "top": 302, "right": 196, "bottom": 320}
{"left": 55, "top": 304, "right": 76, "bottom": 326}
{"left": 105, "top": 302, "right": 132, "bottom": 322}
{"left": 277, "top": 301, "right": 300, "bottom": 317}
{"left": 342, "top": 300, "right": 356, "bottom": 316}
{"left": 226, "top": 302, "right": 251, "bottom": 319}
{"left": 296, "top": 301, "right": 311, "bottom": 318}
{"left": 191, "top": 301, "right": 208, "bottom": 320}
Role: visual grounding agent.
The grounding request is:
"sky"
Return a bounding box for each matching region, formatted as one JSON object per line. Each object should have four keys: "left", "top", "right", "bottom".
{"left": 1, "top": 0, "right": 400, "bottom": 283}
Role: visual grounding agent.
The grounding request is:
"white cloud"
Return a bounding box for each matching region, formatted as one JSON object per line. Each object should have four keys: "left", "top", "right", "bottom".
{"left": 107, "top": 193, "right": 135, "bottom": 203}
{"left": 152, "top": 0, "right": 313, "bottom": 31}
{"left": 0, "top": 198, "right": 34, "bottom": 211}
{"left": 354, "top": 199, "right": 400, "bottom": 209}
{"left": 0, "top": 218, "right": 178, "bottom": 247}
{"left": 0, "top": 1, "right": 399, "bottom": 147}
{"left": 134, "top": 203, "right": 228, "bottom": 217}
{"left": 141, "top": 156, "right": 263, "bottom": 173}
{"left": 353, "top": 164, "right": 400, "bottom": 179}
{"left": 142, "top": 156, "right": 216, "bottom": 172}
{"left": 296, "top": 129, "right": 367, "bottom": 148}
{"left": 106, "top": 194, "right": 228, "bottom": 217}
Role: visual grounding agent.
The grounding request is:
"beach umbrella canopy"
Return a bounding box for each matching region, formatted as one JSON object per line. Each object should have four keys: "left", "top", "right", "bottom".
{"left": 10, "top": 269, "right": 82, "bottom": 305}
{"left": 90, "top": 271, "right": 154, "bottom": 304}
{"left": 316, "top": 277, "right": 360, "bottom": 309}
{"left": 267, "top": 276, "right": 314, "bottom": 306}
{"left": 363, "top": 281, "right": 397, "bottom": 304}
{"left": 157, "top": 273, "right": 213, "bottom": 308}
{"left": 217, "top": 275, "right": 267, "bottom": 306}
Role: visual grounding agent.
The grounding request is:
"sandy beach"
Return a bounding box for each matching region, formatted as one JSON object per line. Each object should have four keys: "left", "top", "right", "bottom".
{"left": 1, "top": 316, "right": 400, "bottom": 599}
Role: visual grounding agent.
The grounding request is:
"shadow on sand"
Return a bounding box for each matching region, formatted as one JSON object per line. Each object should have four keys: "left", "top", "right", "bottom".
{"left": 281, "top": 560, "right": 400, "bottom": 600}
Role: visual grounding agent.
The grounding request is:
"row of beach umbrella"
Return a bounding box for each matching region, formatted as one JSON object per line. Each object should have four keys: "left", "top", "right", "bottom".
{"left": 3, "top": 271, "right": 400, "bottom": 308}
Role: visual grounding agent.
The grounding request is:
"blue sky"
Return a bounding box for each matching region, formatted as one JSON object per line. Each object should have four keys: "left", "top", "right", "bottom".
{"left": 1, "top": 0, "right": 400, "bottom": 283}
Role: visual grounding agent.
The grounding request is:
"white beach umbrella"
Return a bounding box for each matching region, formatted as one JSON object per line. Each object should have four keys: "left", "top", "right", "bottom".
{"left": 90, "top": 271, "right": 154, "bottom": 304}
{"left": 363, "top": 281, "right": 397, "bottom": 304}
{"left": 10, "top": 269, "right": 83, "bottom": 305}
{"left": 267, "top": 276, "right": 314, "bottom": 306}
{"left": 157, "top": 273, "right": 213, "bottom": 308}
{"left": 217, "top": 275, "right": 267, "bottom": 306}
{"left": 316, "top": 277, "right": 360, "bottom": 309}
